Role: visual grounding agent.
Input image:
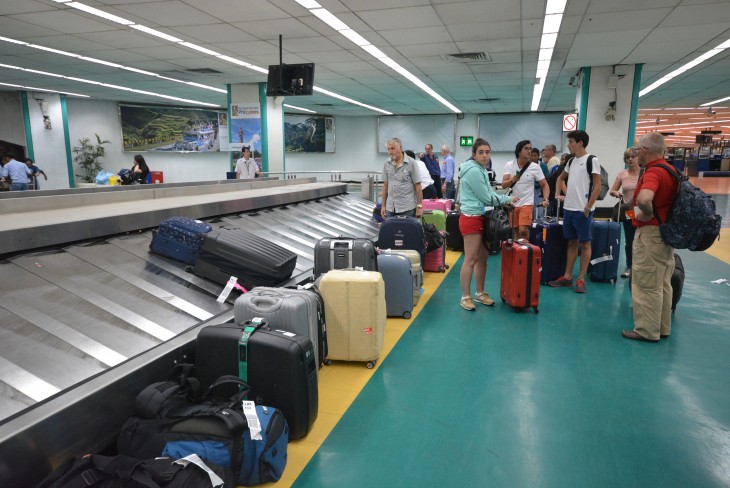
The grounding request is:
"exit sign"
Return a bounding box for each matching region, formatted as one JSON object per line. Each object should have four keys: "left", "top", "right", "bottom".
{"left": 460, "top": 136, "right": 474, "bottom": 146}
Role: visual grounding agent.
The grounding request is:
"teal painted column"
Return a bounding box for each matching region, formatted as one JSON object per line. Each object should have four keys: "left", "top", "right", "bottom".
{"left": 258, "top": 82, "right": 270, "bottom": 174}
{"left": 578, "top": 67, "right": 591, "bottom": 131}
{"left": 627, "top": 64, "right": 643, "bottom": 147}
{"left": 20, "top": 91, "right": 35, "bottom": 160}
{"left": 60, "top": 95, "right": 75, "bottom": 188}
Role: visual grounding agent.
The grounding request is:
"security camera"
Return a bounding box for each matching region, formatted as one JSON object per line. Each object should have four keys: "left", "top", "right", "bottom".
{"left": 568, "top": 76, "right": 578, "bottom": 87}
{"left": 43, "top": 115, "right": 52, "bottom": 130}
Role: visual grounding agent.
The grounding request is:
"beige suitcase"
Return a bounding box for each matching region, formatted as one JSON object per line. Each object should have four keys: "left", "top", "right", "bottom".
{"left": 379, "top": 249, "right": 422, "bottom": 305}
{"left": 318, "top": 269, "right": 386, "bottom": 368}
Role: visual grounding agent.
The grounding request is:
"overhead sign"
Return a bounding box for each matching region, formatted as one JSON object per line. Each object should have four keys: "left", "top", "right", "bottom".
{"left": 563, "top": 113, "right": 578, "bottom": 132}
{"left": 459, "top": 136, "right": 474, "bottom": 146}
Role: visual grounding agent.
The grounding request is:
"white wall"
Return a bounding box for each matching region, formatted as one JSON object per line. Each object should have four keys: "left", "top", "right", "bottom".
{"left": 26, "top": 93, "right": 70, "bottom": 190}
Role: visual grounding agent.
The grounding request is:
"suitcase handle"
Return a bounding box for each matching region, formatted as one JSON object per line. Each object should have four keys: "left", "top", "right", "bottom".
{"left": 248, "top": 295, "right": 283, "bottom": 311}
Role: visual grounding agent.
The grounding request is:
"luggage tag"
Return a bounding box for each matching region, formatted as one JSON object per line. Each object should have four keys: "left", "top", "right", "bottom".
{"left": 242, "top": 400, "right": 263, "bottom": 440}
{"left": 217, "top": 276, "right": 247, "bottom": 303}
{"left": 173, "top": 453, "right": 225, "bottom": 487}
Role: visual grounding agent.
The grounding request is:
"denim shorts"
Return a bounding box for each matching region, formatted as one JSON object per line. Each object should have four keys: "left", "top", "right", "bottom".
{"left": 562, "top": 209, "right": 593, "bottom": 243}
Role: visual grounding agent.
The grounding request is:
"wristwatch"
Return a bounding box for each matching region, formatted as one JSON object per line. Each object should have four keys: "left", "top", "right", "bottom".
{"left": 416, "top": 204, "right": 423, "bottom": 208}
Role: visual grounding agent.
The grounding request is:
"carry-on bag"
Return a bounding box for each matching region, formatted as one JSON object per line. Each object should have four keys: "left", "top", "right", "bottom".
{"left": 376, "top": 253, "right": 414, "bottom": 318}
{"left": 423, "top": 233, "right": 448, "bottom": 273}
{"left": 377, "top": 216, "right": 426, "bottom": 263}
{"left": 195, "top": 322, "right": 317, "bottom": 441}
{"left": 422, "top": 209, "right": 447, "bottom": 232}
{"left": 529, "top": 203, "right": 567, "bottom": 285}
{"left": 588, "top": 206, "right": 621, "bottom": 283}
{"left": 150, "top": 216, "right": 212, "bottom": 265}
{"left": 233, "top": 286, "right": 327, "bottom": 370}
{"left": 317, "top": 269, "right": 386, "bottom": 368}
{"left": 445, "top": 210, "right": 464, "bottom": 251}
{"left": 379, "top": 249, "right": 422, "bottom": 305}
{"left": 422, "top": 198, "right": 452, "bottom": 214}
{"left": 194, "top": 227, "right": 297, "bottom": 289}
{"left": 500, "top": 238, "right": 541, "bottom": 313}
{"left": 313, "top": 237, "right": 377, "bottom": 277}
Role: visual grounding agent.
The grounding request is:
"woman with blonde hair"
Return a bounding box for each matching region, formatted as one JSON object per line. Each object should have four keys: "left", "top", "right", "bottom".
{"left": 609, "top": 147, "right": 640, "bottom": 278}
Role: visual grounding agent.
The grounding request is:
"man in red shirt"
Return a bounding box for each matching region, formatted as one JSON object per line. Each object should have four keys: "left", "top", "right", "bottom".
{"left": 622, "top": 133, "right": 679, "bottom": 343}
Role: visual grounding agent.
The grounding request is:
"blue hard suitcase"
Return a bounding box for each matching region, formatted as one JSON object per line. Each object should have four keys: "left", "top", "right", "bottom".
{"left": 149, "top": 216, "right": 212, "bottom": 264}
{"left": 376, "top": 253, "right": 414, "bottom": 319}
{"left": 589, "top": 219, "right": 621, "bottom": 283}
{"left": 377, "top": 216, "right": 426, "bottom": 263}
{"left": 529, "top": 205, "right": 567, "bottom": 285}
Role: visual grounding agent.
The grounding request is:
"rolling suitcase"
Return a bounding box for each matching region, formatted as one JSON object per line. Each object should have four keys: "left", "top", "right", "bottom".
{"left": 195, "top": 321, "right": 318, "bottom": 441}
{"left": 234, "top": 286, "right": 327, "bottom": 370}
{"left": 529, "top": 204, "right": 567, "bottom": 285}
{"left": 424, "top": 234, "right": 448, "bottom": 273}
{"left": 422, "top": 209, "right": 446, "bottom": 232}
{"left": 313, "top": 237, "right": 377, "bottom": 277}
{"left": 588, "top": 213, "right": 621, "bottom": 283}
{"left": 317, "top": 269, "right": 386, "bottom": 368}
{"left": 379, "top": 249, "right": 422, "bottom": 305}
{"left": 500, "top": 239, "right": 540, "bottom": 313}
{"left": 446, "top": 211, "right": 464, "bottom": 251}
{"left": 376, "top": 254, "right": 414, "bottom": 318}
{"left": 149, "top": 216, "right": 212, "bottom": 264}
{"left": 422, "top": 198, "right": 452, "bottom": 214}
{"left": 194, "top": 227, "right": 297, "bottom": 289}
{"left": 377, "top": 216, "right": 427, "bottom": 263}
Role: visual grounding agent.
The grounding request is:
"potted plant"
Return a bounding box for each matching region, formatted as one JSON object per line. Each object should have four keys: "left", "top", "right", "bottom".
{"left": 73, "top": 134, "right": 110, "bottom": 185}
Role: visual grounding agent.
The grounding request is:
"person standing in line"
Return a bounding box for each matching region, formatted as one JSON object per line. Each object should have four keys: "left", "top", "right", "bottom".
{"left": 420, "top": 144, "right": 442, "bottom": 198}
{"left": 406, "top": 150, "right": 437, "bottom": 199}
{"left": 622, "top": 132, "right": 678, "bottom": 343}
{"left": 548, "top": 130, "right": 602, "bottom": 293}
{"left": 25, "top": 158, "right": 48, "bottom": 190}
{"left": 440, "top": 145, "right": 456, "bottom": 199}
{"left": 458, "top": 138, "right": 518, "bottom": 311}
{"left": 502, "top": 140, "right": 549, "bottom": 240}
{"left": 609, "top": 147, "right": 640, "bottom": 278}
{"left": 235, "top": 145, "right": 259, "bottom": 179}
{"left": 543, "top": 144, "right": 561, "bottom": 171}
{"left": 0, "top": 154, "right": 31, "bottom": 191}
{"left": 380, "top": 138, "right": 423, "bottom": 219}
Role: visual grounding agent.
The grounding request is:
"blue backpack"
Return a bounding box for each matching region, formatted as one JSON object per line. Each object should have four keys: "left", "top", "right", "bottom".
{"left": 654, "top": 164, "right": 721, "bottom": 251}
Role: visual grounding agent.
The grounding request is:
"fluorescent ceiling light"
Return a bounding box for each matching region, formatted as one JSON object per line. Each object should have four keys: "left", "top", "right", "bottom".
{"left": 130, "top": 25, "right": 182, "bottom": 43}
{"left": 294, "top": 0, "right": 321, "bottom": 8}
{"left": 701, "top": 95, "right": 730, "bottom": 106}
{"left": 362, "top": 44, "right": 388, "bottom": 59}
{"left": 284, "top": 104, "right": 316, "bottom": 113}
{"left": 543, "top": 14, "right": 563, "bottom": 34}
{"left": 0, "top": 82, "right": 89, "bottom": 98}
{"left": 0, "top": 36, "right": 28, "bottom": 45}
{"left": 339, "top": 29, "right": 370, "bottom": 47}
{"left": 29, "top": 45, "right": 80, "bottom": 57}
{"left": 540, "top": 33, "right": 558, "bottom": 50}
{"left": 178, "top": 42, "right": 221, "bottom": 56}
{"left": 545, "top": 0, "right": 568, "bottom": 15}
{"left": 532, "top": 0, "right": 566, "bottom": 112}
{"left": 121, "top": 66, "right": 158, "bottom": 76}
{"left": 66, "top": 2, "right": 135, "bottom": 25}
{"left": 313, "top": 86, "right": 391, "bottom": 115}
{"left": 247, "top": 65, "right": 270, "bottom": 74}
{"left": 531, "top": 79, "right": 546, "bottom": 112}
{"left": 80, "top": 56, "right": 124, "bottom": 68}
{"left": 538, "top": 48, "right": 553, "bottom": 61}
{"left": 310, "top": 8, "right": 350, "bottom": 31}
{"left": 185, "top": 81, "right": 227, "bottom": 93}
{"left": 217, "top": 55, "right": 251, "bottom": 67}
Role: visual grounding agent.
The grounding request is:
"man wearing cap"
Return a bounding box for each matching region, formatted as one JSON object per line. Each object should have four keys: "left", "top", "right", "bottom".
{"left": 235, "top": 145, "right": 259, "bottom": 179}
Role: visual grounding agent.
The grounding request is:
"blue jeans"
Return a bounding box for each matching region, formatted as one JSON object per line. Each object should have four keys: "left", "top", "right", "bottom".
{"left": 387, "top": 209, "right": 416, "bottom": 218}
{"left": 10, "top": 183, "right": 28, "bottom": 191}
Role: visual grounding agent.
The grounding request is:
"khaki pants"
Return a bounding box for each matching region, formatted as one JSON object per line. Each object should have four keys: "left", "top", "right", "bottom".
{"left": 631, "top": 226, "right": 674, "bottom": 340}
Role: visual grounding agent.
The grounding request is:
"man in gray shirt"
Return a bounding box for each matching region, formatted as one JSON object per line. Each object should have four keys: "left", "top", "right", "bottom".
{"left": 380, "top": 138, "right": 423, "bottom": 218}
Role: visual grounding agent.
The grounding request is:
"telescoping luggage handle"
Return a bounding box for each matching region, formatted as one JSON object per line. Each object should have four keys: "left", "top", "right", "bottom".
{"left": 330, "top": 239, "right": 354, "bottom": 269}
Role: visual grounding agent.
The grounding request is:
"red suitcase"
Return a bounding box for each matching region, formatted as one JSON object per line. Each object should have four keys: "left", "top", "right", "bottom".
{"left": 422, "top": 198, "right": 453, "bottom": 214}
{"left": 500, "top": 239, "right": 540, "bottom": 313}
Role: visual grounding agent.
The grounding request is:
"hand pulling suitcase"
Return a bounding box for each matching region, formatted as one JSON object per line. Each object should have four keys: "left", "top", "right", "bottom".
{"left": 379, "top": 249, "right": 422, "bottom": 305}
{"left": 588, "top": 210, "right": 621, "bottom": 283}
{"left": 422, "top": 209, "right": 446, "bottom": 232}
{"left": 500, "top": 239, "right": 541, "bottom": 313}
{"left": 234, "top": 286, "right": 327, "bottom": 370}
{"left": 376, "top": 253, "right": 414, "bottom": 319}
{"left": 149, "top": 216, "right": 212, "bottom": 264}
{"left": 529, "top": 204, "right": 567, "bottom": 285}
{"left": 377, "top": 216, "right": 427, "bottom": 264}
{"left": 313, "top": 237, "right": 377, "bottom": 278}
{"left": 445, "top": 210, "right": 464, "bottom": 251}
{"left": 422, "top": 198, "right": 452, "bottom": 214}
{"left": 195, "top": 322, "right": 318, "bottom": 441}
{"left": 194, "top": 227, "right": 297, "bottom": 289}
{"left": 317, "top": 269, "right": 386, "bottom": 368}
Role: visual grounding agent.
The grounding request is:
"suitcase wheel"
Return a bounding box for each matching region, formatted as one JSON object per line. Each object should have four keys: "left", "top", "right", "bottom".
{"left": 439, "top": 267, "right": 445, "bottom": 273}
{"left": 533, "top": 306, "right": 539, "bottom": 313}
{"left": 323, "top": 359, "right": 332, "bottom": 366}
{"left": 403, "top": 311, "right": 412, "bottom": 319}
{"left": 366, "top": 360, "right": 377, "bottom": 369}
{"left": 501, "top": 297, "right": 506, "bottom": 303}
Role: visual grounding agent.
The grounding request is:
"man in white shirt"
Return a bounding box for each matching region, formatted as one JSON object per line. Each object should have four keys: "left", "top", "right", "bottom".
{"left": 406, "top": 150, "right": 436, "bottom": 199}
{"left": 502, "top": 140, "right": 549, "bottom": 240}
{"left": 549, "top": 130, "right": 602, "bottom": 294}
{"left": 235, "top": 145, "right": 259, "bottom": 179}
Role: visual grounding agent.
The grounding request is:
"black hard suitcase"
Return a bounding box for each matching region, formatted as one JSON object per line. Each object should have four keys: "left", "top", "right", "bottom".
{"left": 194, "top": 227, "right": 297, "bottom": 289}
{"left": 377, "top": 216, "right": 426, "bottom": 263}
{"left": 529, "top": 210, "right": 567, "bottom": 285}
{"left": 445, "top": 211, "right": 464, "bottom": 251}
{"left": 196, "top": 323, "right": 317, "bottom": 441}
{"left": 314, "top": 237, "right": 377, "bottom": 277}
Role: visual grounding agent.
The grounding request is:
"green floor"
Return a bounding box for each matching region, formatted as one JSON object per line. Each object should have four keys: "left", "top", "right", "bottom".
{"left": 294, "top": 248, "right": 730, "bottom": 488}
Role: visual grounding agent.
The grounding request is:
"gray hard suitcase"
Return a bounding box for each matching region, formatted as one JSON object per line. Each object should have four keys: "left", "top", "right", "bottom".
{"left": 376, "top": 253, "right": 414, "bottom": 319}
{"left": 379, "top": 249, "right": 422, "bottom": 305}
{"left": 234, "top": 286, "right": 327, "bottom": 370}
{"left": 313, "top": 237, "right": 377, "bottom": 277}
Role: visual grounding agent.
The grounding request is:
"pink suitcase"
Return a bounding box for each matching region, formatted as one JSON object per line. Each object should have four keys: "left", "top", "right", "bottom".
{"left": 424, "top": 235, "right": 448, "bottom": 273}
{"left": 422, "top": 198, "right": 453, "bottom": 214}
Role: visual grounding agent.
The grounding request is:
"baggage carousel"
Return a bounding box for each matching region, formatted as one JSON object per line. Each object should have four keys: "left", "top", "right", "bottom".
{"left": 0, "top": 178, "right": 380, "bottom": 487}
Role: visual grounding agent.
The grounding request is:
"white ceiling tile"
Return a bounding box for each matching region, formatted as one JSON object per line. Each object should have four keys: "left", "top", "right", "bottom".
{"left": 9, "top": 10, "right": 114, "bottom": 35}
{"left": 660, "top": 2, "right": 730, "bottom": 26}
{"left": 434, "top": 1, "right": 521, "bottom": 24}
{"left": 379, "top": 26, "right": 453, "bottom": 46}
{"left": 0, "top": 0, "right": 54, "bottom": 15}
{"left": 448, "top": 21, "right": 522, "bottom": 42}
{"left": 171, "top": 24, "right": 257, "bottom": 44}
{"left": 230, "top": 18, "right": 318, "bottom": 41}
{"left": 114, "top": 1, "right": 220, "bottom": 27}
{"left": 356, "top": 6, "right": 442, "bottom": 31}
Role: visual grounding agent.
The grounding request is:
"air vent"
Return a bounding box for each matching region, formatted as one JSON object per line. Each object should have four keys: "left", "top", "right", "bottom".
{"left": 476, "top": 98, "right": 500, "bottom": 102}
{"left": 314, "top": 103, "right": 335, "bottom": 107}
{"left": 186, "top": 68, "right": 223, "bottom": 75}
{"left": 441, "top": 52, "right": 491, "bottom": 64}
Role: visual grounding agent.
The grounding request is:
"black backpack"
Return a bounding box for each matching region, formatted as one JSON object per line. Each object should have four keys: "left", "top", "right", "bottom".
{"left": 653, "top": 164, "right": 722, "bottom": 251}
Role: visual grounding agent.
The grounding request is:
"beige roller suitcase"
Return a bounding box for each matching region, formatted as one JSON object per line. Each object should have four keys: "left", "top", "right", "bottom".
{"left": 318, "top": 269, "right": 386, "bottom": 368}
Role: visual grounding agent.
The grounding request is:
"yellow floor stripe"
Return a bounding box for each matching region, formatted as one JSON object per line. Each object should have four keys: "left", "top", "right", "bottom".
{"left": 273, "top": 250, "right": 462, "bottom": 487}
{"left": 705, "top": 228, "right": 730, "bottom": 265}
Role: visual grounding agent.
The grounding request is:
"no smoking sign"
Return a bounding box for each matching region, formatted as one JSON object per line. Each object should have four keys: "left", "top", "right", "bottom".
{"left": 563, "top": 113, "right": 578, "bottom": 132}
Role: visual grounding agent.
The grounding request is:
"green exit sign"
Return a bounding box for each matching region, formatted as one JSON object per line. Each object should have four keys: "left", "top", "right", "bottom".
{"left": 460, "top": 136, "right": 474, "bottom": 146}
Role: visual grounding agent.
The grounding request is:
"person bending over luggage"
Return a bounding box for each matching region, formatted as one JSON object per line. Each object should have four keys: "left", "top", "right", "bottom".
{"left": 502, "top": 140, "right": 549, "bottom": 240}
{"left": 458, "top": 138, "right": 518, "bottom": 311}
{"left": 406, "top": 150, "right": 437, "bottom": 199}
{"left": 132, "top": 154, "right": 150, "bottom": 184}
{"left": 549, "top": 130, "right": 602, "bottom": 294}
{"left": 381, "top": 138, "right": 423, "bottom": 219}
{"left": 609, "top": 147, "right": 640, "bottom": 279}
{"left": 622, "top": 133, "right": 679, "bottom": 343}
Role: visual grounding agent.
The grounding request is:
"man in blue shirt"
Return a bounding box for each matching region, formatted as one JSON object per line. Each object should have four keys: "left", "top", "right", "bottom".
{"left": 440, "top": 144, "right": 456, "bottom": 199}
{"left": 1, "top": 154, "right": 31, "bottom": 191}
{"left": 25, "top": 158, "right": 48, "bottom": 190}
{"left": 420, "top": 144, "right": 442, "bottom": 198}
